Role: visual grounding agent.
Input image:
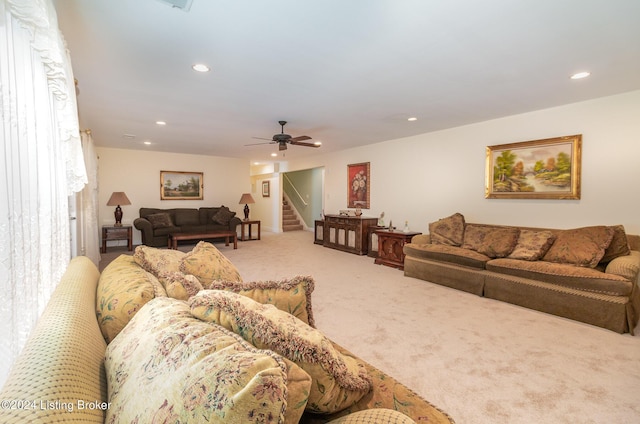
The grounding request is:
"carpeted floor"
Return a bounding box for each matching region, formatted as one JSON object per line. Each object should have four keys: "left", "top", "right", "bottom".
{"left": 100, "top": 231, "right": 640, "bottom": 424}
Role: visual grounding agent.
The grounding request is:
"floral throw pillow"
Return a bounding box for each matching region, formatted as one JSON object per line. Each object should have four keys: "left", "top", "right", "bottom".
{"left": 507, "top": 230, "right": 557, "bottom": 261}
{"left": 428, "top": 213, "right": 465, "bottom": 246}
{"left": 179, "top": 241, "right": 243, "bottom": 286}
{"left": 96, "top": 255, "right": 157, "bottom": 343}
{"left": 542, "top": 226, "right": 615, "bottom": 268}
{"left": 207, "top": 275, "right": 316, "bottom": 327}
{"left": 105, "top": 297, "right": 312, "bottom": 424}
{"left": 133, "top": 245, "right": 186, "bottom": 275}
{"left": 190, "top": 290, "right": 372, "bottom": 414}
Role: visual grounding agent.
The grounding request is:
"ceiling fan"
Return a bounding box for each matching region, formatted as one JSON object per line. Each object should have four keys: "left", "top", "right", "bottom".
{"left": 246, "top": 121, "right": 320, "bottom": 151}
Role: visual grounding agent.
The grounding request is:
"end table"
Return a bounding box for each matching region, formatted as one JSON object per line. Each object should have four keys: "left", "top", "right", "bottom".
{"left": 374, "top": 229, "right": 421, "bottom": 270}
{"left": 101, "top": 225, "right": 133, "bottom": 253}
{"left": 239, "top": 220, "right": 261, "bottom": 241}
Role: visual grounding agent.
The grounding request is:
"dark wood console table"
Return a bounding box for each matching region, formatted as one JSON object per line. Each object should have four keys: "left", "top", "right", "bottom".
{"left": 321, "top": 215, "right": 378, "bottom": 255}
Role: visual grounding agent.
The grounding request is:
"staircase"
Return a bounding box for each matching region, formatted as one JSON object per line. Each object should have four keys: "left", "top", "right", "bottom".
{"left": 282, "top": 199, "right": 303, "bottom": 231}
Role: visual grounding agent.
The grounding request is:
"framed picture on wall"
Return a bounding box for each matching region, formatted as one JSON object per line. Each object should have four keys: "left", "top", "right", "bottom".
{"left": 347, "top": 162, "right": 370, "bottom": 208}
{"left": 485, "top": 135, "right": 582, "bottom": 199}
{"left": 262, "top": 180, "right": 270, "bottom": 197}
{"left": 160, "top": 171, "right": 203, "bottom": 200}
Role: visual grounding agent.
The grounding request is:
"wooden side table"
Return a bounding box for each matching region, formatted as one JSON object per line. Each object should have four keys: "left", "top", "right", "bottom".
{"left": 101, "top": 225, "right": 133, "bottom": 253}
{"left": 374, "top": 229, "right": 421, "bottom": 270}
{"left": 239, "top": 220, "right": 261, "bottom": 241}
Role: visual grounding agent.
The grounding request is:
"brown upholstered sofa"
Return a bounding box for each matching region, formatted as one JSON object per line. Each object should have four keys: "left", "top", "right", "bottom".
{"left": 133, "top": 206, "right": 242, "bottom": 247}
{"left": 0, "top": 252, "right": 454, "bottom": 423}
{"left": 403, "top": 213, "right": 640, "bottom": 334}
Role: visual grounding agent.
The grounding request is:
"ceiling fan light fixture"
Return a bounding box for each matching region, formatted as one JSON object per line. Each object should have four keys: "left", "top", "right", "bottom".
{"left": 192, "top": 63, "right": 210, "bottom": 73}
{"left": 570, "top": 71, "right": 590, "bottom": 80}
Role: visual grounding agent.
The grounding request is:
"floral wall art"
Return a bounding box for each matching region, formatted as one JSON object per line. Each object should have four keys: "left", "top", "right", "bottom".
{"left": 347, "top": 162, "right": 370, "bottom": 208}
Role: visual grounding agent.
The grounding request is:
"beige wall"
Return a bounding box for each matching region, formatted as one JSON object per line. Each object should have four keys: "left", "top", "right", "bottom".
{"left": 288, "top": 90, "right": 640, "bottom": 234}
{"left": 97, "top": 90, "right": 640, "bottom": 244}
{"left": 96, "top": 148, "right": 250, "bottom": 245}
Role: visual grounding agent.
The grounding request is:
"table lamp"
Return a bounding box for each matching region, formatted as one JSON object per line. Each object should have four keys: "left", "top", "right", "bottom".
{"left": 107, "top": 191, "right": 131, "bottom": 226}
{"left": 238, "top": 193, "right": 255, "bottom": 221}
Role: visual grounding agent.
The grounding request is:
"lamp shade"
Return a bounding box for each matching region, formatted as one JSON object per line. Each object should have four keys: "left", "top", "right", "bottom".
{"left": 107, "top": 192, "right": 131, "bottom": 206}
{"left": 238, "top": 193, "right": 255, "bottom": 205}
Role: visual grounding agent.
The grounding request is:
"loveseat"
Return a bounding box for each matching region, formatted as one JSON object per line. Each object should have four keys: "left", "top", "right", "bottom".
{"left": 133, "top": 206, "right": 242, "bottom": 247}
{"left": 403, "top": 213, "right": 640, "bottom": 334}
{"left": 0, "top": 245, "right": 455, "bottom": 423}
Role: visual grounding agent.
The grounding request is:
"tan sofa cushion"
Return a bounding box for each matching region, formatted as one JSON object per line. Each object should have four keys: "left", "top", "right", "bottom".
{"left": 507, "top": 229, "right": 556, "bottom": 261}
{"left": 403, "top": 243, "right": 490, "bottom": 269}
{"left": 105, "top": 297, "right": 312, "bottom": 424}
{"left": 542, "top": 226, "right": 615, "bottom": 268}
{"left": 487, "top": 258, "right": 633, "bottom": 296}
{"left": 179, "top": 241, "right": 243, "bottom": 286}
{"left": 96, "top": 255, "right": 157, "bottom": 343}
{"left": 190, "top": 290, "right": 372, "bottom": 414}
{"left": 428, "top": 213, "right": 465, "bottom": 246}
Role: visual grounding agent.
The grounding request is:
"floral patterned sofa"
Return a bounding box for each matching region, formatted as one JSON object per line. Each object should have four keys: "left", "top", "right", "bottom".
{"left": 403, "top": 213, "right": 640, "bottom": 334}
{"left": 133, "top": 206, "right": 242, "bottom": 247}
{"left": 0, "top": 243, "right": 454, "bottom": 424}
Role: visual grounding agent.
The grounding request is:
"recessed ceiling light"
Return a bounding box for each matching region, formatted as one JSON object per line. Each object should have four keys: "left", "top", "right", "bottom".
{"left": 407, "top": 117, "right": 418, "bottom": 121}
{"left": 570, "top": 71, "right": 591, "bottom": 80}
{"left": 143, "top": 141, "right": 152, "bottom": 145}
{"left": 270, "top": 153, "right": 278, "bottom": 157}
{"left": 313, "top": 141, "right": 322, "bottom": 146}
{"left": 156, "top": 121, "right": 166, "bottom": 126}
{"left": 192, "top": 63, "right": 210, "bottom": 72}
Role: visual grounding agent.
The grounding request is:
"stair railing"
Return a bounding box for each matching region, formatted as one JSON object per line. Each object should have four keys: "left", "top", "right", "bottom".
{"left": 283, "top": 173, "right": 308, "bottom": 206}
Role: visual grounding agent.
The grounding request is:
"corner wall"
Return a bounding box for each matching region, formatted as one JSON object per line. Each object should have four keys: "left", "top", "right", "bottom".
{"left": 96, "top": 147, "right": 250, "bottom": 245}
{"left": 288, "top": 90, "right": 640, "bottom": 234}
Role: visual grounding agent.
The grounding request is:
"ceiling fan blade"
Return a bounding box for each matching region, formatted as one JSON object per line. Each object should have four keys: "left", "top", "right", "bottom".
{"left": 251, "top": 136, "right": 273, "bottom": 141}
{"left": 245, "top": 141, "right": 275, "bottom": 146}
{"left": 290, "top": 135, "right": 311, "bottom": 142}
{"left": 290, "top": 140, "right": 321, "bottom": 148}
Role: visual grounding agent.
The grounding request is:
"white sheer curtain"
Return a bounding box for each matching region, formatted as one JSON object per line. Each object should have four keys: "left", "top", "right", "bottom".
{"left": 77, "top": 130, "right": 101, "bottom": 266}
{"left": 0, "top": 0, "right": 87, "bottom": 386}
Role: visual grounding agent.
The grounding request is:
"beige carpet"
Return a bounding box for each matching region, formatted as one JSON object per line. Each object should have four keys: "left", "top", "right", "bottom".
{"left": 101, "top": 231, "right": 640, "bottom": 424}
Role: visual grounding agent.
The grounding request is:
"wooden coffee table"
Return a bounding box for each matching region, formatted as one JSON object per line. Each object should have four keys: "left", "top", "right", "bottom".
{"left": 168, "top": 231, "right": 237, "bottom": 250}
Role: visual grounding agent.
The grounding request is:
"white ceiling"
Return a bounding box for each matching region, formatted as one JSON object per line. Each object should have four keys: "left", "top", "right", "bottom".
{"left": 53, "top": 0, "right": 640, "bottom": 162}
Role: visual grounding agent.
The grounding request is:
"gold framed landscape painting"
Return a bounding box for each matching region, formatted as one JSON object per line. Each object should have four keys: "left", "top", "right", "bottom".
{"left": 160, "top": 171, "right": 203, "bottom": 200}
{"left": 485, "top": 135, "right": 582, "bottom": 199}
